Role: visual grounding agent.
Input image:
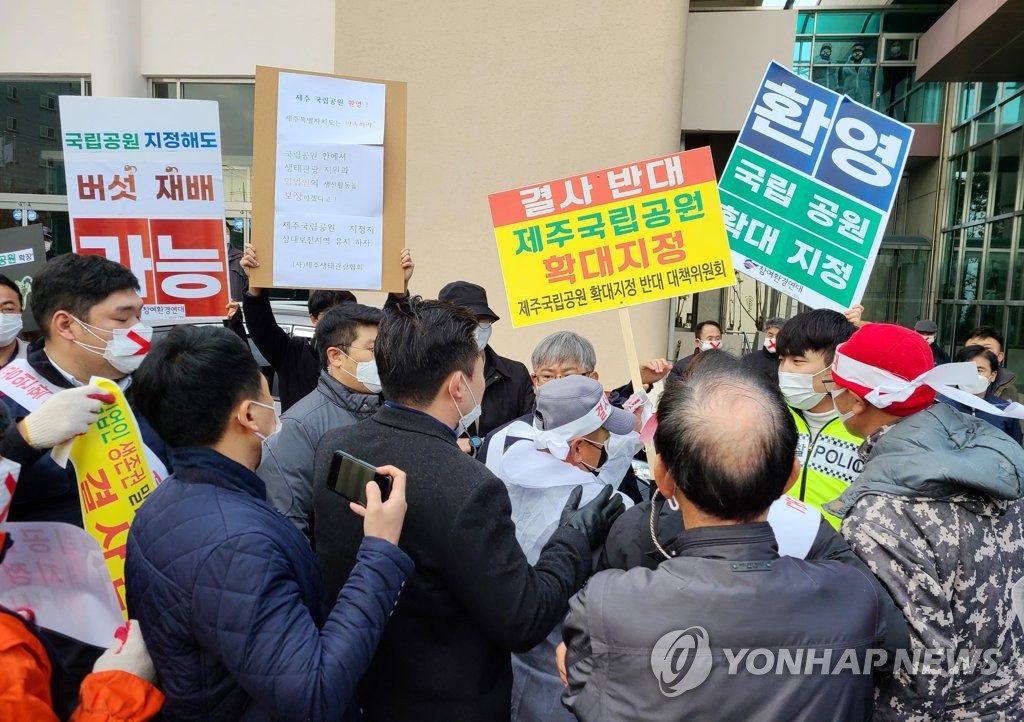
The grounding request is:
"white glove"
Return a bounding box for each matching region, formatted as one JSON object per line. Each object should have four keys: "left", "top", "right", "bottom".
{"left": 92, "top": 619, "right": 157, "bottom": 684}
{"left": 21, "top": 384, "right": 115, "bottom": 450}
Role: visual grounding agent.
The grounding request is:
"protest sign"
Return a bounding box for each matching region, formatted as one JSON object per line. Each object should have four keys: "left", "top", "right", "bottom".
{"left": 59, "top": 96, "right": 230, "bottom": 323}
{"left": 67, "top": 378, "right": 161, "bottom": 617}
{"left": 488, "top": 148, "right": 735, "bottom": 328}
{"left": 0, "top": 522, "right": 124, "bottom": 647}
{"left": 0, "top": 225, "right": 46, "bottom": 332}
{"left": 719, "top": 61, "right": 913, "bottom": 311}
{"left": 250, "top": 66, "right": 407, "bottom": 292}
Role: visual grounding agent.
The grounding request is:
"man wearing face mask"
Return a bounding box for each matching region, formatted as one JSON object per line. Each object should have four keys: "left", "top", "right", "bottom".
{"left": 667, "top": 320, "right": 723, "bottom": 381}
{"left": 913, "top": 319, "right": 949, "bottom": 366}
{"left": 258, "top": 302, "right": 384, "bottom": 538}
{"left": 936, "top": 345, "right": 1022, "bottom": 443}
{"left": 825, "top": 324, "right": 1024, "bottom": 719}
{"left": 493, "top": 375, "right": 633, "bottom": 722}
{"left": 481, "top": 330, "right": 665, "bottom": 504}
{"left": 125, "top": 325, "right": 412, "bottom": 720}
{"left": 311, "top": 298, "right": 623, "bottom": 721}
{"left": 741, "top": 316, "right": 785, "bottom": 383}
{"left": 438, "top": 281, "right": 534, "bottom": 442}
{"left": 0, "top": 254, "right": 170, "bottom": 526}
{"left": 775, "top": 309, "right": 861, "bottom": 529}
{"left": 0, "top": 274, "right": 29, "bottom": 369}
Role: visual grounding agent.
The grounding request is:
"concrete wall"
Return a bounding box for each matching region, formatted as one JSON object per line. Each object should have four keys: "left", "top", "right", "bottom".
{"left": 335, "top": 1, "right": 689, "bottom": 381}
{"left": 0, "top": 1, "right": 335, "bottom": 93}
{"left": 681, "top": 9, "right": 796, "bottom": 132}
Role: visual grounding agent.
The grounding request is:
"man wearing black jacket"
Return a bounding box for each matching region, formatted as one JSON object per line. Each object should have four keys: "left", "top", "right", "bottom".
{"left": 239, "top": 243, "right": 414, "bottom": 410}
{"left": 312, "top": 297, "right": 623, "bottom": 722}
{"left": 438, "top": 281, "right": 534, "bottom": 440}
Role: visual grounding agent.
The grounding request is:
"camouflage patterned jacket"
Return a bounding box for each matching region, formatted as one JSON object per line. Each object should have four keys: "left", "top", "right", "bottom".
{"left": 828, "top": 403, "right": 1024, "bottom": 721}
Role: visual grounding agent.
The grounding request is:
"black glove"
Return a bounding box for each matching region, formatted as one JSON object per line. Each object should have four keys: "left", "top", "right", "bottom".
{"left": 559, "top": 484, "right": 625, "bottom": 549}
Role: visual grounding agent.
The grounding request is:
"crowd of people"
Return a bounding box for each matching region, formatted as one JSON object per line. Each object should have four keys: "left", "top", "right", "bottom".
{"left": 1, "top": 247, "right": 1023, "bottom": 721}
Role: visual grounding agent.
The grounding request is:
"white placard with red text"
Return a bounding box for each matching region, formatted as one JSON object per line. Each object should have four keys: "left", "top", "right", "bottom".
{"left": 59, "top": 97, "right": 230, "bottom": 323}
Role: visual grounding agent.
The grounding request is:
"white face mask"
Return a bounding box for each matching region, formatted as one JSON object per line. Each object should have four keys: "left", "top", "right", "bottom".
{"left": 920, "top": 334, "right": 936, "bottom": 345}
{"left": 475, "top": 323, "right": 493, "bottom": 350}
{"left": 0, "top": 313, "right": 23, "bottom": 346}
{"left": 597, "top": 431, "right": 643, "bottom": 486}
{"left": 763, "top": 337, "right": 777, "bottom": 354}
{"left": 45, "top": 240, "right": 53, "bottom": 253}
{"left": 248, "top": 400, "right": 282, "bottom": 441}
{"left": 959, "top": 374, "right": 991, "bottom": 395}
{"left": 339, "top": 348, "right": 382, "bottom": 393}
{"left": 71, "top": 316, "right": 152, "bottom": 374}
{"left": 700, "top": 339, "right": 722, "bottom": 352}
{"left": 829, "top": 389, "right": 858, "bottom": 425}
{"left": 778, "top": 367, "right": 829, "bottom": 410}
{"left": 450, "top": 375, "right": 482, "bottom": 436}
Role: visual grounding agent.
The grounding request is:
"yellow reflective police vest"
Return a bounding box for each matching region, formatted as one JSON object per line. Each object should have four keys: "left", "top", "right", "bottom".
{"left": 789, "top": 408, "right": 864, "bottom": 529}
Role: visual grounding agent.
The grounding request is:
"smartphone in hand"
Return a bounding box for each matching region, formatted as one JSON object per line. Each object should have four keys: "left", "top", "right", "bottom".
{"left": 326, "top": 450, "right": 393, "bottom": 506}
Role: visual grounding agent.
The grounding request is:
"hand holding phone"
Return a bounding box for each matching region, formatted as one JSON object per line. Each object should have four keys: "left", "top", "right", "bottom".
{"left": 348, "top": 465, "right": 407, "bottom": 545}
{"left": 327, "top": 450, "right": 393, "bottom": 506}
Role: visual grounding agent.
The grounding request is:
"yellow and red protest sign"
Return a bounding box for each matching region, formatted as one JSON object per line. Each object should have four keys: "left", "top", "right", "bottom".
{"left": 69, "top": 378, "right": 156, "bottom": 618}
{"left": 488, "top": 148, "right": 735, "bottom": 327}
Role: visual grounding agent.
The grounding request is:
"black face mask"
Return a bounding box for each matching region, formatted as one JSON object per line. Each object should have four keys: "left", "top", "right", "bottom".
{"left": 579, "top": 438, "right": 608, "bottom": 477}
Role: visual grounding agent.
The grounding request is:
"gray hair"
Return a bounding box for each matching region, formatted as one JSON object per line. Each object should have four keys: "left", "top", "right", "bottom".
{"left": 531, "top": 331, "right": 597, "bottom": 373}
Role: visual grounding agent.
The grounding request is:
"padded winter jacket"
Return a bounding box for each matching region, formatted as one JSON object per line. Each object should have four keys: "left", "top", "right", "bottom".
{"left": 125, "top": 446, "right": 413, "bottom": 721}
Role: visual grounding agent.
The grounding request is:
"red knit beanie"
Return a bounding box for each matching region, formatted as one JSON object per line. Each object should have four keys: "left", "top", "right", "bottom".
{"left": 831, "top": 323, "right": 936, "bottom": 416}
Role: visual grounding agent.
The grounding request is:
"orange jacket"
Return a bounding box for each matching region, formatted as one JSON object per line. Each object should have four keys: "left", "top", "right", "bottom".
{"left": 0, "top": 611, "right": 164, "bottom": 721}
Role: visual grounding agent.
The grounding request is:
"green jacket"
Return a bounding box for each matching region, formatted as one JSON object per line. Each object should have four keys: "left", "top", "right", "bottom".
{"left": 789, "top": 408, "right": 863, "bottom": 529}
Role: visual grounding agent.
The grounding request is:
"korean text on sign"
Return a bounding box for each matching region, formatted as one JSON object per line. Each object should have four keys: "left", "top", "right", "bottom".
{"left": 489, "top": 148, "right": 735, "bottom": 327}
{"left": 59, "top": 96, "right": 230, "bottom": 322}
{"left": 720, "top": 61, "right": 913, "bottom": 311}
{"left": 68, "top": 378, "right": 158, "bottom": 618}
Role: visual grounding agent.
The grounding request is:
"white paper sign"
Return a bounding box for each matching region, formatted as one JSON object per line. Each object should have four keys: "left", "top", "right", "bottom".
{"left": 271, "top": 73, "right": 387, "bottom": 290}
{"left": 0, "top": 522, "right": 123, "bottom": 648}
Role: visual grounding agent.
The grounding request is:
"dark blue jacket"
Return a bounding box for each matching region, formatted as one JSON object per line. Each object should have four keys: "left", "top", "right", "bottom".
{"left": 0, "top": 338, "right": 171, "bottom": 525}
{"left": 937, "top": 393, "right": 1023, "bottom": 444}
{"left": 125, "top": 446, "right": 413, "bottom": 721}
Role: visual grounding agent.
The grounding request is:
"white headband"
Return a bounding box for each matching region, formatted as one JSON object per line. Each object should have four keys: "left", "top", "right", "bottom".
{"left": 832, "top": 346, "right": 1024, "bottom": 419}
{"left": 530, "top": 394, "right": 612, "bottom": 460}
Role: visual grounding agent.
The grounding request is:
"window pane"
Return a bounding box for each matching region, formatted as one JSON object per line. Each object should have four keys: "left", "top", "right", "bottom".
{"left": 961, "top": 248, "right": 982, "bottom": 301}
{"left": 939, "top": 302, "right": 978, "bottom": 350}
{"left": 975, "top": 108, "right": 997, "bottom": 144}
{"left": 948, "top": 154, "right": 968, "bottom": 226}
{"left": 979, "top": 83, "right": 999, "bottom": 111}
{"left": 882, "top": 11, "right": 944, "bottom": 33}
{"left": 979, "top": 304, "right": 1004, "bottom": 330}
{"left": 994, "top": 130, "right": 1021, "bottom": 216}
{"left": 180, "top": 83, "right": 254, "bottom": 203}
{"left": 1002, "top": 82, "right": 1022, "bottom": 99}
{"left": 959, "top": 83, "right": 976, "bottom": 123}
{"left": 937, "top": 231, "right": 959, "bottom": 299}
{"left": 952, "top": 126, "right": 969, "bottom": 155}
{"left": 985, "top": 220, "right": 1012, "bottom": 300}
{"left": 968, "top": 143, "right": 993, "bottom": 225}
{"left": 999, "top": 94, "right": 1022, "bottom": 132}
{"left": 794, "top": 41, "right": 812, "bottom": 64}
{"left": 815, "top": 12, "right": 880, "bottom": 34}
{"left": 152, "top": 82, "right": 177, "bottom": 99}
{"left": 0, "top": 80, "right": 83, "bottom": 195}
{"left": 1004, "top": 306, "right": 1024, "bottom": 379}
{"left": 794, "top": 65, "right": 811, "bottom": 81}
{"left": 796, "top": 13, "right": 814, "bottom": 34}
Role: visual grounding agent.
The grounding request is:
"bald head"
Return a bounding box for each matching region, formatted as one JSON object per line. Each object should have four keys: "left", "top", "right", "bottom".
{"left": 654, "top": 358, "right": 797, "bottom": 522}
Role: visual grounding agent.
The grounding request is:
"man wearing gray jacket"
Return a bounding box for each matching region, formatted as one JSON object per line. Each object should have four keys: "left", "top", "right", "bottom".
{"left": 258, "top": 302, "right": 382, "bottom": 537}
{"left": 559, "top": 360, "right": 906, "bottom": 721}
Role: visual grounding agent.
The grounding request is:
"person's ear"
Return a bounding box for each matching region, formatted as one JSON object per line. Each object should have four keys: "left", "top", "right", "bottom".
{"left": 309, "top": 314, "right": 318, "bottom": 326}
{"left": 326, "top": 346, "right": 345, "bottom": 369}
{"left": 652, "top": 453, "right": 677, "bottom": 501}
{"left": 51, "top": 310, "right": 77, "bottom": 342}
{"left": 589, "top": 371, "right": 600, "bottom": 381}
{"left": 782, "top": 456, "right": 800, "bottom": 495}
{"left": 234, "top": 399, "right": 260, "bottom": 434}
